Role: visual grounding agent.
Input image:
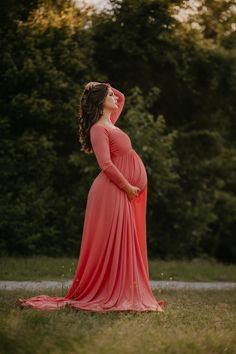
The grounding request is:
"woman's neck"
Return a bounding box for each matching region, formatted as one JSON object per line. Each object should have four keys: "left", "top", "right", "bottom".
{"left": 98, "top": 116, "right": 113, "bottom": 126}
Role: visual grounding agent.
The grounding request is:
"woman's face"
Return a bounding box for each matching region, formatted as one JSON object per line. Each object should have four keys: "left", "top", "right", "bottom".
{"left": 103, "top": 87, "right": 118, "bottom": 111}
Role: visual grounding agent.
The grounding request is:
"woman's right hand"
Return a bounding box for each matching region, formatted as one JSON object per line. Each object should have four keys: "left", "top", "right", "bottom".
{"left": 124, "top": 184, "right": 141, "bottom": 201}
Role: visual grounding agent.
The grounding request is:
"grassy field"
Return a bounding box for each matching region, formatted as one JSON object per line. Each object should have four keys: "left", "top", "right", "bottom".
{"left": 0, "top": 288, "right": 235, "bottom": 354}
{"left": 1, "top": 256, "right": 236, "bottom": 282}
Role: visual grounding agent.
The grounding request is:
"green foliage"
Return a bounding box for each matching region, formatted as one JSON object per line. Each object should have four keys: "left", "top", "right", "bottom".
{"left": 0, "top": 0, "right": 98, "bottom": 256}
{"left": 0, "top": 0, "right": 235, "bottom": 262}
{"left": 172, "top": 130, "right": 235, "bottom": 261}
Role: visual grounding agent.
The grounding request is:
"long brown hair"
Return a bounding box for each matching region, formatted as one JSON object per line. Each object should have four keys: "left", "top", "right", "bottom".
{"left": 78, "top": 83, "right": 109, "bottom": 154}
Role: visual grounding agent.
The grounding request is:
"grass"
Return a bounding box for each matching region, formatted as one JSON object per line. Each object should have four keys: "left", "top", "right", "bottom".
{"left": 0, "top": 288, "right": 235, "bottom": 354}
{"left": 0, "top": 256, "right": 236, "bottom": 282}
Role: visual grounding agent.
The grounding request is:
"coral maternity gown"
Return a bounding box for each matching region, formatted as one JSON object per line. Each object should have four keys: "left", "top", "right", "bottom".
{"left": 16, "top": 84, "right": 165, "bottom": 312}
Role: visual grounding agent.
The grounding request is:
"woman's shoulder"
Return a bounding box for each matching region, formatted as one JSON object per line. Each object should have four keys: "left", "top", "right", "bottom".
{"left": 90, "top": 123, "right": 108, "bottom": 135}
{"left": 89, "top": 124, "right": 110, "bottom": 142}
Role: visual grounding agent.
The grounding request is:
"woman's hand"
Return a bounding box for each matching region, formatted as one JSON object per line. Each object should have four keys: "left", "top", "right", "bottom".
{"left": 123, "top": 184, "right": 141, "bottom": 201}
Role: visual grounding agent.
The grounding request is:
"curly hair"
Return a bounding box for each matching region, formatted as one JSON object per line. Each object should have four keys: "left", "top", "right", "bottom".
{"left": 78, "top": 83, "right": 110, "bottom": 154}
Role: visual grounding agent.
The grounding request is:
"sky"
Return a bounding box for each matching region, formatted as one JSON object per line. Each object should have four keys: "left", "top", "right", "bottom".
{"left": 74, "top": 0, "right": 202, "bottom": 21}
{"left": 74, "top": 0, "right": 112, "bottom": 13}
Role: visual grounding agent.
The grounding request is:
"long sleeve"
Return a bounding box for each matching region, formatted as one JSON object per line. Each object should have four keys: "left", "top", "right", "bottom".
{"left": 105, "top": 83, "right": 125, "bottom": 125}
{"left": 90, "top": 124, "right": 131, "bottom": 190}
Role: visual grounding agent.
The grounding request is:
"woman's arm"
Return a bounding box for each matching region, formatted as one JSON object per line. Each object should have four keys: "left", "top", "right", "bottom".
{"left": 106, "top": 83, "right": 125, "bottom": 125}
{"left": 90, "top": 124, "right": 131, "bottom": 190}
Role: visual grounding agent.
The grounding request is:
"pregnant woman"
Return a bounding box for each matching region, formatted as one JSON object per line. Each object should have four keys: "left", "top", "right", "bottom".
{"left": 16, "top": 82, "right": 165, "bottom": 312}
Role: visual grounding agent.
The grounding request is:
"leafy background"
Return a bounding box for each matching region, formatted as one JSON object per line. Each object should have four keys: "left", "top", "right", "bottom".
{"left": 0, "top": 0, "right": 235, "bottom": 262}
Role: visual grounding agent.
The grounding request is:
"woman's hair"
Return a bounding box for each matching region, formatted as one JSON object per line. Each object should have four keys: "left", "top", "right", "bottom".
{"left": 78, "top": 83, "right": 109, "bottom": 154}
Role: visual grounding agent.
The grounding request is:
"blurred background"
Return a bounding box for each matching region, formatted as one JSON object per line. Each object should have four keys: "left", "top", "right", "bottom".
{"left": 1, "top": 0, "right": 235, "bottom": 263}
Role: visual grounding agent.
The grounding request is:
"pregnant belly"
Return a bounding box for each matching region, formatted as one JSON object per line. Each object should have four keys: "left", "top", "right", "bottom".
{"left": 113, "top": 149, "right": 147, "bottom": 191}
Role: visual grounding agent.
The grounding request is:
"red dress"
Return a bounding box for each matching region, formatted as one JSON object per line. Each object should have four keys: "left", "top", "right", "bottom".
{"left": 17, "top": 84, "right": 165, "bottom": 312}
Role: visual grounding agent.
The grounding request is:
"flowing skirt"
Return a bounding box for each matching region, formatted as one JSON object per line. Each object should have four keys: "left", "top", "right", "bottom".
{"left": 16, "top": 176, "right": 165, "bottom": 312}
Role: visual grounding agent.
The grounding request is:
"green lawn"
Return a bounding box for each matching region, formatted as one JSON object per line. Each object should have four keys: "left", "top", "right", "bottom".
{"left": 0, "top": 256, "right": 236, "bottom": 282}
{"left": 0, "top": 288, "right": 235, "bottom": 354}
